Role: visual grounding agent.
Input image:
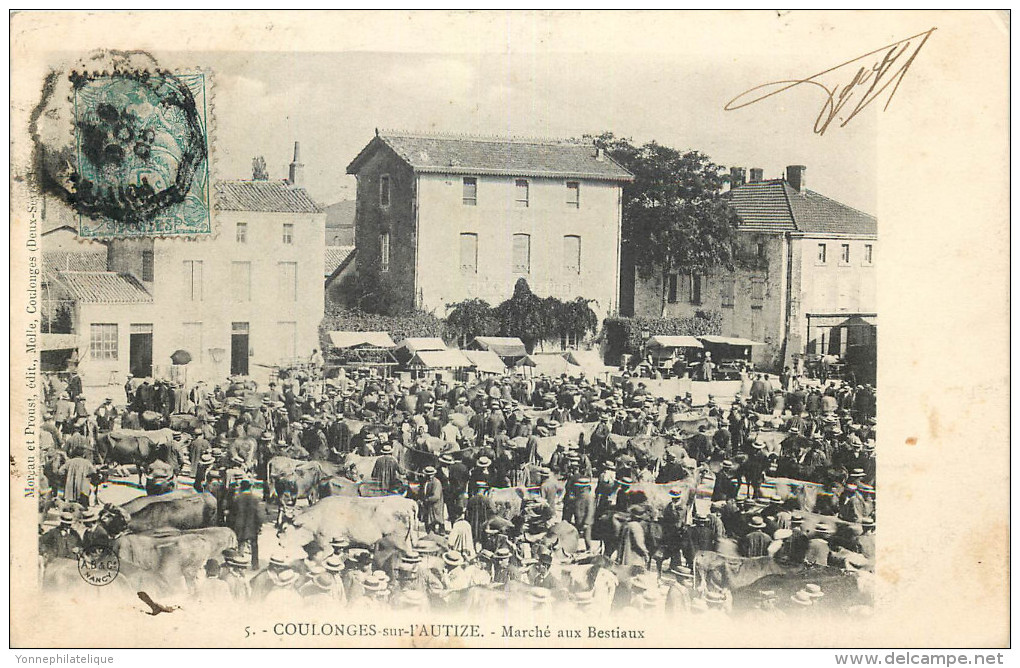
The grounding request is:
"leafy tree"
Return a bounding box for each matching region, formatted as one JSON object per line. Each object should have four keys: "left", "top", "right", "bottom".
{"left": 444, "top": 298, "right": 498, "bottom": 347}
{"left": 495, "top": 279, "right": 548, "bottom": 353}
{"left": 445, "top": 281, "right": 600, "bottom": 353}
{"left": 332, "top": 269, "right": 406, "bottom": 316}
{"left": 252, "top": 156, "right": 269, "bottom": 180}
{"left": 587, "top": 132, "right": 741, "bottom": 316}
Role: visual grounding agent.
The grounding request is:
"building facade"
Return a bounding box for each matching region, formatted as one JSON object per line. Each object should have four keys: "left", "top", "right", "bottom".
{"left": 345, "top": 132, "right": 633, "bottom": 323}
{"left": 630, "top": 165, "right": 877, "bottom": 372}
{"left": 41, "top": 146, "right": 326, "bottom": 389}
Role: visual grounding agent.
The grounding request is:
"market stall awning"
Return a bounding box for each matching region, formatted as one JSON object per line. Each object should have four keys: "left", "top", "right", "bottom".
{"left": 563, "top": 350, "right": 614, "bottom": 376}
{"left": 40, "top": 333, "right": 79, "bottom": 351}
{"left": 646, "top": 335, "right": 704, "bottom": 349}
{"left": 468, "top": 336, "right": 527, "bottom": 358}
{"left": 410, "top": 349, "right": 472, "bottom": 369}
{"left": 698, "top": 335, "right": 764, "bottom": 346}
{"left": 395, "top": 337, "right": 447, "bottom": 354}
{"left": 327, "top": 331, "right": 396, "bottom": 349}
{"left": 516, "top": 353, "right": 573, "bottom": 376}
{"left": 463, "top": 349, "right": 506, "bottom": 374}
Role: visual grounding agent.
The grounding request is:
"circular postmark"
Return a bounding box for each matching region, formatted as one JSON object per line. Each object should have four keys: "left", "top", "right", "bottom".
{"left": 77, "top": 545, "right": 120, "bottom": 587}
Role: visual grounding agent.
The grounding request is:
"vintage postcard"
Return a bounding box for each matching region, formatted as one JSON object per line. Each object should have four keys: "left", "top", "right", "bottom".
{"left": 9, "top": 10, "right": 1009, "bottom": 650}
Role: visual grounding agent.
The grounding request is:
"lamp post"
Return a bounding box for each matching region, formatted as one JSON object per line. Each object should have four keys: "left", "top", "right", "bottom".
{"left": 640, "top": 328, "right": 651, "bottom": 376}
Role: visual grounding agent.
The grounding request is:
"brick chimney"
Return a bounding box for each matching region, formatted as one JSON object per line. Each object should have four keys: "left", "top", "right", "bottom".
{"left": 729, "top": 167, "right": 746, "bottom": 189}
{"left": 749, "top": 167, "right": 764, "bottom": 182}
{"left": 288, "top": 141, "right": 304, "bottom": 187}
{"left": 786, "top": 165, "right": 807, "bottom": 192}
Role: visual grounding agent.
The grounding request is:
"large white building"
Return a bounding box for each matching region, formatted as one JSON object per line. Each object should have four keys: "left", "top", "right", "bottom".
{"left": 41, "top": 145, "right": 326, "bottom": 389}
{"left": 628, "top": 165, "right": 877, "bottom": 378}
{"left": 345, "top": 132, "right": 634, "bottom": 324}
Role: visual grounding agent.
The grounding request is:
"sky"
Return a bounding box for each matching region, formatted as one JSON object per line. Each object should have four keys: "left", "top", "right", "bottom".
{"left": 166, "top": 49, "right": 877, "bottom": 212}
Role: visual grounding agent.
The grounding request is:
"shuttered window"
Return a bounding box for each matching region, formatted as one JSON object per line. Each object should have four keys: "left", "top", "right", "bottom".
{"left": 460, "top": 233, "right": 478, "bottom": 273}
{"left": 512, "top": 234, "right": 530, "bottom": 273}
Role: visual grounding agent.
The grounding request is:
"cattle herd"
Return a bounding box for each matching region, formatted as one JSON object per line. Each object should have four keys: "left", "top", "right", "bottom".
{"left": 37, "top": 366, "right": 877, "bottom": 619}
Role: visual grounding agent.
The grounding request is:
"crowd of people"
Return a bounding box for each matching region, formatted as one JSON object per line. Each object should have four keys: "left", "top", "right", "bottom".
{"left": 38, "top": 358, "right": 877, "bottom": 618}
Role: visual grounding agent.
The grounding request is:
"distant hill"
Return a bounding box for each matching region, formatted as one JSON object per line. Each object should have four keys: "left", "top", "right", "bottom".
{"left": 324, "top": 200, "right": 356, "bottom": 246}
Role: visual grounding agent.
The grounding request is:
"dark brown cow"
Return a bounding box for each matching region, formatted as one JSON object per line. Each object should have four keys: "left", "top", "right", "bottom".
{"left": 107, "top": 490, "right": 218, "bottom": 533}
{"left": 266, "top": 456, "right": 337, "bottom": 503}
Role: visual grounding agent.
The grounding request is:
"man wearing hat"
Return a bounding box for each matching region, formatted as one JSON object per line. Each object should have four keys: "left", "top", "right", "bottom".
{"left": 189, "top": 426, "right": 211, "bottom": 478}
{"left": 40, "top": 511, "right": 83, "bottom": 561}
{"left": 229, "top": 479, "right": 263, "bottom": 569}
{"left": 249, "top": 551, "right": 291, "bottom": 602}
{"left": 438, "top": 550, "right": 471, "bottom": 603}
{"left": 221, "top": 552, "right": 252, "bottom": 601}
{"left": 93, "top": 397, "right": 116, "bottom": 433}
{"left": 342, "top": 548, "right": 374, "bottom": 604}
{"left": 838, "top": 481, "right": 867, "bottom": 523}
{"left": 616, "top": 505, "right": 650, "bottom": 568}
{"left": 264, "top": 569, "right": 303, "bottom": 607}
{"left": 371, "top": 441, "right": 404, "bottom": 492}
{"left": 740, "top": 515, "right": 772, "bottom": 557}
{"left": 63, "top": 449, "right": 97, "bottom": 508}
{"left": 80, "top": 506, "right": 111, "bottom": 552}
{"left": 569, "top": 476, "right": 596, "bottom": 551}
{"left": 804, "top": 523, "right": 833, "bottom": 566}
{"left": 711, "top": 460, "right": 740, "bottom": 502}
{"left": 417, "top": 465, "right": 445, "bottom": 535}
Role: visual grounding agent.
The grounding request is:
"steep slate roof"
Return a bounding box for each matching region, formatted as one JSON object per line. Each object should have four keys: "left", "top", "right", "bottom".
{"left": 52, "top": 271, "right": 152, "bottom": 304}
{"left": 728, "top": 180, "right": 796, "bottom": 233}
{"left": 324, "top": 246, "right": 356, "bottom": 278}
{"left": 216, "top": 180, "right": 323, "bottom": 213}
{"left": 785, "top": 187, "right": 877, "bottom": 235}
{"left": 728, "top": 179, "right": 876, "bottom": 236}
{"left": 347, "top": 132, "right": 634, "bottom": 182}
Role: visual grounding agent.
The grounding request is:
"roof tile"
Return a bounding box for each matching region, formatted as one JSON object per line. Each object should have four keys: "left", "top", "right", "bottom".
{"left": 728, "top": 179, "right": 876, "bottom": 236}
{"left": 216, "top": 180, "right": 323, "bottom": 213}
{"left": 324, "top": 246, "right": 356, "bottom": 277}
{"left": 52, "top": 271, "right": 152, "bottom": 304}
{"left": 348, "top": 132, "right": 634, "bottom": 181}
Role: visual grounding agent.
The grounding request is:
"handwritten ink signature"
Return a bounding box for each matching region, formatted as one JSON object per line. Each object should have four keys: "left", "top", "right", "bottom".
{"left": 725, "top": 27, "right": 936, "bottom": 135}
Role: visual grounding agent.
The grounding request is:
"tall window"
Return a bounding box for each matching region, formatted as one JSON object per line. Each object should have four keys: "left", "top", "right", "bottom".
{"left": 89, "top": 323, "right": 118, "bottom": 361}
{"left": 690, "top": 274, "right": 702, "bottom": 305}
{"left": 721, "top": 278, "right": 735, "bottom": 308}
{"left": 380, "top": 232, "right": 390, "bottom": 272}
{"left": 459, "top": 233, "right": 478, "bottom": 274}
{"left": 667, "top": 274, "right": 678, "bottom": 304}
{"left": 278, "top": 321, "right": 298, "bottom": 361}
{"left": 231, "top": 261, "right": 251, "bottom": 302}
{"left": 512, "top": 234, "right": 531, "bottom": 273}
{"left": 183, "top": 260, "right": 203, "bottom": 301}
{"left": 182, "top": 322, "right": 202, "bottom": 362}
{"left": 282, "top": 223, "right": 294, "bottom": 245}
{"left": 566, "top": 181, "right": 580, "bottom": 208}
{"left": 864, "top": 244, "right": 874, "bottom": 265}
{"left": 563, "top": 235, "right": 581, "bottom": 274}
{"left": 751, "top": 277, "right": 765, "bottom": 309}
{"left": 817, "top": 243, "right": 827, "bottom": 264}
{"left": 278, "top": 262, "right": 297, "bottom": 301}
{"left": 840, "top": 243, "right": 851, "bottom": 264}
{"left": 515, "top": 179, "right": 529, "bottom": 208}
{"left": 379, "top": 175, "right": 391, "bottom": 207}
{"left": 141, "top": 250, "right": 154, "bottom": 282}
{"left": 236, "top": 222, "right": 247, "bottom": 244}
{"left": 462, "top": 177, "right": 477, "bottom": 206}
{"left": 756, "top": 240, "right": 766, "bottom": 259}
